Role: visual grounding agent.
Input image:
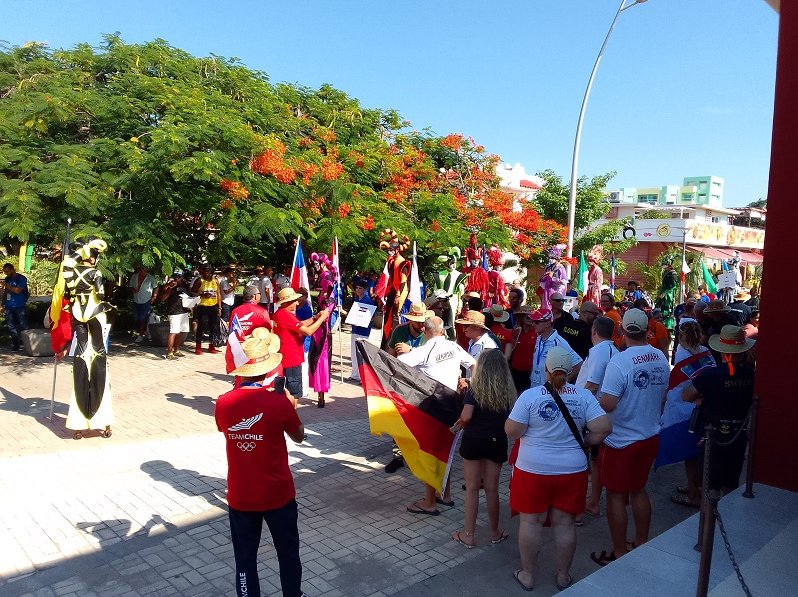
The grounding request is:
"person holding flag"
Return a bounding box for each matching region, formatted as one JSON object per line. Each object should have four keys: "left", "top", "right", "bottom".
{"left": 226, "top": 285, "right": 272, "bottom": 375}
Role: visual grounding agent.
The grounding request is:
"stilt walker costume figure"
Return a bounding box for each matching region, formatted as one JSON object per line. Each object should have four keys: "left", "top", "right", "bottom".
{"left": 656, "top": 260, "right": 679, "bottom": 332}
{"left": 63, "top": 238, "right": 114, "bottom": 439}
{"left": 434, "top": 248, "right": 467, "bottom": 339}
{"left": 486, "top": 243, "right": 510, "bottom": 309}
{"left": 539, "top": 244, "right": 568, "bottom": 310}
{"left": 378, "top": 230, "right": 412, "bottom": 350}
{"left": 586, "top": 246, "right": 604, "bottom": 305}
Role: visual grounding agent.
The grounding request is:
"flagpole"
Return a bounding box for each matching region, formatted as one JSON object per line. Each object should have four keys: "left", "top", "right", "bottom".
{"left": 49, "top": 217, "right": 71, "bottom": 422}
{"left": 334, "top": 238, "right": 344, "bottom": 384}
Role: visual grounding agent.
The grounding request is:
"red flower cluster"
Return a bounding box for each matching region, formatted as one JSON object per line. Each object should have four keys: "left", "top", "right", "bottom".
{"left": 338, "top": 202, "right": 351, "bottom": 218}
{"left": 321, "top": 158, "right": 344, "bottom": 181}
{"left": 250, "top": 140, "right": 297, "bottom": 184}
{"left": 441, "top": 133, "right": 464, "bottom": 151}
{"left": 362, "top": 214, "right": 375, "bottom": 230}
{"left": 220, "top": 179, "right": 249, "bottom": 201}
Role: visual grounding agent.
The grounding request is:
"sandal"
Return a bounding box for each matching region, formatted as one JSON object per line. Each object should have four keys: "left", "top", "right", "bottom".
{"left": 555, "top": 573, "right": 573, "bottom": 590}
{"left": 670, "top": 493, "right": 700, "bottom": 508}
{"left": 590, "top": 550, "right": 617, "bottom": 566}
{"left": 436, "top": 496, "right": 455, "bottom": 507}
{"left": 101, "top": 427, "right": 112, "bottom": 438}
{"left": 513, "top": 570, "right": 534, "bottom": 592}
{"left": 490, "top": 530, "right": 509, "bottom": 545}
{"left": 452, "top": 531, "right": 475, "bottom": 549}
{"left": 73, "top": 431, "right": 82, "bottom": 440}
{"left": 406, "top": 501, "right": 440, "bottom": 516}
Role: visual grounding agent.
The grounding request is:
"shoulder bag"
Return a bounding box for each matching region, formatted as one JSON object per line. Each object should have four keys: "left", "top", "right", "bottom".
{"left": 544, "top": 382, "right": 588, "bottom": 457}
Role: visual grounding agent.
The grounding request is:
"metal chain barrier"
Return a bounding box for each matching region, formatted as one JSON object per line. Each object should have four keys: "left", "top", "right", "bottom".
{"left": 713, "top": 503, "right": 753, "bottom": 597}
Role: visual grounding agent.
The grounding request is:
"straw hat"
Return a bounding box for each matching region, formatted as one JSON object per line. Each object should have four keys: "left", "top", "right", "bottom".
{"left": 709, "top": 325, "right": 755, "bottom": 354}
{"left": 276, "top": 287, "right": 302, "bottom": 306}
{"left": 404, "top": 302, "right": 432, "bottom": 322}
{"left": 231, "top": 328, "right": 283, "bottom": 377}
{"left": 734, "top": 289, "right": 752, "bottom": 302}
{"left": 487, "top": 304, "right": 509, "bottom": 323}
{"left": 455, "top": 310, "right": 489, "bottom": 329}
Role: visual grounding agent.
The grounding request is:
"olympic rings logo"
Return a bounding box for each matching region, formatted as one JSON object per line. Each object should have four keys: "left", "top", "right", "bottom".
{"left": 237, "top": 442, "right": 256, "bottom": 452}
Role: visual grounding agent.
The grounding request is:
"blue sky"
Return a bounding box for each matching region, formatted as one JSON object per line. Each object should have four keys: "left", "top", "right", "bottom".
{"left": 1, "top": 0, "right": 779, "bottom": 207}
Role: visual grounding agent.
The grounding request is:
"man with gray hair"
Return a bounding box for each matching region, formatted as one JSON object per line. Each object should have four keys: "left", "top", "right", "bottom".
{"left": 229, "top": 284, "right": 272, "bottom": 339}
{"left": 399, "top": 315, "right": 476, "bottom": 515}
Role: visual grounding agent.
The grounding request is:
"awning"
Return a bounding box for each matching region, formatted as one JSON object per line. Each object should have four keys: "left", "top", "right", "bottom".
{"left": 687, "top": 245, "right": 764, "bottom": 265}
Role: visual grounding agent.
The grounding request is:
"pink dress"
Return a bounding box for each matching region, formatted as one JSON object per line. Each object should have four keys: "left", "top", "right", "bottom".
{"left": 587, "top": 264, "right": 604, "bottom": 304}
{"left": 309, "top": 304, "right": 334, "bottom": 394}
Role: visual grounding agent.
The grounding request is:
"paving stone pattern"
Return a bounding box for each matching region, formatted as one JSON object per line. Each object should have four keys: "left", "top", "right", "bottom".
{"left": 1, "top": 328, "right": 692, "bottom": 596}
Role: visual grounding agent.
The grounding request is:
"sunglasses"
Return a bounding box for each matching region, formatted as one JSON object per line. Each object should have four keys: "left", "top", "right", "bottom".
{"left": 552, "top": 299, "right": 565, "bottom": 303}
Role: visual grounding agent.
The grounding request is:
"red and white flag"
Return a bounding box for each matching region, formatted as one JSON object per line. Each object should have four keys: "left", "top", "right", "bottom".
{"left": 290, "top": 237, "right": 310, "bottom": 291}
{"left": 224, "top": 314, "right": 248, "bottom": 374}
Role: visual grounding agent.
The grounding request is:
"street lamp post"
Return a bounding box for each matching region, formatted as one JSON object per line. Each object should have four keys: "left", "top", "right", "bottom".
{"left": 566, "top": 0, "right": 648, "bottom": 276}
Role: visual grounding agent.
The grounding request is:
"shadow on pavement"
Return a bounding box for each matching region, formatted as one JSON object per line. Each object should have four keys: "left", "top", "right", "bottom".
{"left": 0, "top": 387, "right": 76, "bottom": 440}
{"left": 165, "top": 392, "right": 216, "bottom": 417}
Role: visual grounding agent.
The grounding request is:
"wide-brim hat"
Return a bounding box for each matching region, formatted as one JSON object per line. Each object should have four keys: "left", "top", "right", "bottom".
{"left": 705, "top": 300, "right": 730, "bottom": 314}
{"left": 276, "top": 287, "right": 302, "bottom": 305}
{"left": 455, "top": 310, "right": 489, "bottom": 329}
{"left": 404, "top": 302, "right": 432, "bottom": 322}
{"left": 709, "top": 325, "right": 755, "bottom": 354}
{"left": 734, "top": 290, "right": 751, "bottom": 301}
{"left": 232, "top": 328, "right": 283, "bottom": 377}
{"left": 487, "top": 304, "right": 509, "bottom": 323}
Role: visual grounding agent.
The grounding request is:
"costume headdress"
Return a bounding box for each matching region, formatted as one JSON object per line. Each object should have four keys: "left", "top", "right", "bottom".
{"left": 587, "top": 245, "right": 604, "bottom": 263}
{"left": 378, "top": 229, "right": 410, "bottom": 253}
{"left": 547, "top": 244, "right": 566, "bottom": 260}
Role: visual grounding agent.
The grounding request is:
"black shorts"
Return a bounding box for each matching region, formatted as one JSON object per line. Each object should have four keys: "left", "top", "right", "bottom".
{"left": 459, "top": 433, "right": 508, "bottom": 464}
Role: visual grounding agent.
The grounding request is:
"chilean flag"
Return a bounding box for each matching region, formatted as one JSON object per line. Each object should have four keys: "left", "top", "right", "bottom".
{"left": 290, "top": 237, "right": 310, "bottom": 291}
{"left": 330, "top": 237, "right": 342, "bottom": 331}
{"left": 225, "top": 314, "right": 248, "bottom": 374}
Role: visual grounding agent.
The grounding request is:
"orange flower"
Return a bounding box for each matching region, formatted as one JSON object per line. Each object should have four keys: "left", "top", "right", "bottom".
{"left": 338, "top": 202, "right": 351, "bottom": 218}
{"left": 441, "top": 133, "right": 464, "bottom": 151}
{"left": 321, "top": 158, "right": 344, "bottom": 181}
{"left": 363, "top": 214, "right": 375, "bottom": 231}
{"left": 431, "top": 220, "right": 440, "bottom": 232}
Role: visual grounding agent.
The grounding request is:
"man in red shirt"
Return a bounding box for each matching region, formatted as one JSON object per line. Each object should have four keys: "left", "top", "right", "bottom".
{"left": 229, "top": 285, "right": 272, "bottom": 337}
{"left": 272, "top": 287, "right": 329, "bottom": 399}
{"left": 215, "top": 328, "right": 306, "bottom": 597}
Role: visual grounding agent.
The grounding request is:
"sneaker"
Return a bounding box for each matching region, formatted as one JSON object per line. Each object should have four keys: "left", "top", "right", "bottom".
{"left": 134, "top": 335, "right": 145, "bottom": 344}
{"left": 208, "top": 346, "right": 220, "bottom": 355}
{"left": 173, "top": 350, "right": 186, "bottom": 358}
{"left": 385, "top": 457, "right": 404, "bottom": 474}
{"left": 166, "top": 352, "right": 176, "bottom": 360}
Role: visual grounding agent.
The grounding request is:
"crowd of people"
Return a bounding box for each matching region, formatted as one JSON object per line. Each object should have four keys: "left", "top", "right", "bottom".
{"left": 2, "top": 254, "right": 760, "bottom": 596}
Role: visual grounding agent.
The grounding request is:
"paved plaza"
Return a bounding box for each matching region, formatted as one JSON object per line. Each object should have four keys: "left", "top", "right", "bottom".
{"left": 0, "top": 327, "right": 695, "bottom": 597}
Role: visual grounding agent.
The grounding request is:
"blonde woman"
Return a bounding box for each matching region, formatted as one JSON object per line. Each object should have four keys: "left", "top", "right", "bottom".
{"left": 451, "top": 349, "right": 515, "bottom": 548}
{"left": 506, "top": 347, "right": 611, "bottom": 591}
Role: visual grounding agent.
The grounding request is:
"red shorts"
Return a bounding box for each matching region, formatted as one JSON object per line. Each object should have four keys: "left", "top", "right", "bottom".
{"left": 599, "top": 435, "right": 660, "bottom": 493}
{"left": 509, "top": 468, "right": 588, "bottom": 516}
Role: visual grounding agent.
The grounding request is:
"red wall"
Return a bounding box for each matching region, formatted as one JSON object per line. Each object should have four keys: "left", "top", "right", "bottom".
{"left": 753, "top": 3, "right": 798, "bottom": 491}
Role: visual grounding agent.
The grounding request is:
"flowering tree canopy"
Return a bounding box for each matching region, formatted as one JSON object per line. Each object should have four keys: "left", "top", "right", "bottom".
{"left": 0, "top": 37, "right": 602, "bottom": 280}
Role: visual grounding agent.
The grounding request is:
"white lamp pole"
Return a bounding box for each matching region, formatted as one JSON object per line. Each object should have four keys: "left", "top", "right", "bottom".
{"left": 566, "top": 0, "right": 648, "bottom": 276}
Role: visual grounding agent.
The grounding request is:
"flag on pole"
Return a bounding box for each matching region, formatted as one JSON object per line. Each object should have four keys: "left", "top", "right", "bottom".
{"left": 330, "top": 237, "right": 342, "bottom": 332}
{"left": 680, "top": 254, "right": 691, "bottom": 299}
{"left": 375, "top": 261, "right": 389, "bottom": 302}
{"left": 609, "top": 254, "right": 616, "bottom": 291}
{"left": 480, "top": 244, "right": 488, "bottom": 271}
{"left": 356, "top": 341, "right": 462, "bottom": 492}
{"left": 49, "top": 220, "right": 73, "bottom": 352}
{"left": 576, "top": 251, "right": 588, "bottom": 295}
{"left": 224, "top": 314, "right": 248, "bottom": 374}
{"left": 408, "top": 241, "right": 422, "bottom": 304}
{"left": 290, "top": 237, "right": 310, "bottom": 292}
{"left": 701, "top": 258, "right": 718, "bottom": 294}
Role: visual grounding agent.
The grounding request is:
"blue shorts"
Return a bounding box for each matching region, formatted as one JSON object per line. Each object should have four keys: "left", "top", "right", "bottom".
{"left": 132, "top": 301, "right": 151, "bottom": 323}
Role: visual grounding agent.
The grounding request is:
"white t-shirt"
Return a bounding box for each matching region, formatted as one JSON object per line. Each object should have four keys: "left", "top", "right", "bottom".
{"left": 129, "top": 273, "right": 158, "bottom": 304}
{"left": 529, "top": 330, "right": 583, "bottom": 387}
{"left": 600, "top": 344, "right": 669, "bottom": 448}
{"left": 468, "top": 332, "right": 499, "bottom": 359}
{"left": 398, "top": 336, "right": 475, "bottom": 391}
{"left": 508, "top": 384, "right": 605, "bottom": 474}
{"left": 220, "top": 278, "right": 236, "bottom": 306}
{"left": 575, "top": 340, "right": 618, "bottom": 391}
{"left": 248, "top": 275, "right": 273, "bottom": 305}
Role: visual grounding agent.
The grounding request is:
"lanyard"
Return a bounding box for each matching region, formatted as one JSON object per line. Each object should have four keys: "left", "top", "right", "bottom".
{"left": 408, "top": 332, "right": 424, "bottom": 348}
{"left": 535, "top": 336, "right": 547, "bottom": 369}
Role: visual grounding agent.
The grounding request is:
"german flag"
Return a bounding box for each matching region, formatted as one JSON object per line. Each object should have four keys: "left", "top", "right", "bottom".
{"left": 356, "top": 340, "right": 462, "bottom": 492}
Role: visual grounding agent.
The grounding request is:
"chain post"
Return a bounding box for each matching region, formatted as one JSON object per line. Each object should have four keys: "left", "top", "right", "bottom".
{"left": 696, "top": 425, "right": 717, "bottom": 597}
{"left": 743, "top": 394, "right": 759, "bottom": 499}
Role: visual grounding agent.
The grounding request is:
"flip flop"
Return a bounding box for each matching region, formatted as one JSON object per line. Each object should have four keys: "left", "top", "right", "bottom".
{"left": 670, "top": 493, "right": 700, "bottom": 508}
{"left": 406, "top": 503, "right": 440, "bottom": 516}
{"left": 490, "top": 530, "right": 509, "bottom": 545}
{"left": 513, "top": 570, "right": 534, "bottom": 591}
{"left": 452, "top": 531, "right": 475, "bottom": 549}
{"left": 555, "top": 573, "right": 573, "bottom": 591}
{"left": 590, "top": 550, "right": 616, "bottom": 566}
{"left": 436, "top": 497, "right": 455, "bottom": 507}
{"left": 675, "top": 486, "right": 688, "bottom": 495}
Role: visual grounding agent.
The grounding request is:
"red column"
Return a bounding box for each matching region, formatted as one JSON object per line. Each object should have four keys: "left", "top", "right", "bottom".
{"left": 753, "top": 3, "right": 798, "bottom": 491}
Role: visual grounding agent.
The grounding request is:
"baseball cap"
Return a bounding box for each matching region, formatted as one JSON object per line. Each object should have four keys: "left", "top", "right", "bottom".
{"left": 529, "top": 308, "right": 553, "bottom": 322}
{"left": 546, "top": 346, "right": 573, "bottom": 375}
{"left": 622, "top": 308, "right": 648, "bottom": 333}
{"left": 243, "top": 285, "right": 260, "bottom": 300}
{"left": 550, "top": 292, "right": 565, "bottom": 301}
{"left": 172, "top": 268, "right": 184, "bottom": 278}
